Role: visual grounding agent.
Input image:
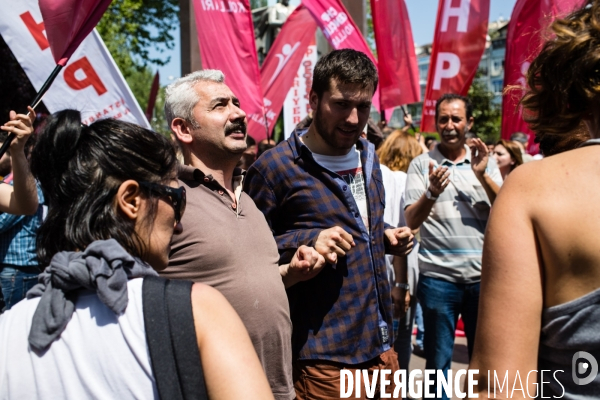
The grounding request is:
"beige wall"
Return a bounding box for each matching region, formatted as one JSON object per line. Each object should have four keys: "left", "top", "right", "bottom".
{"left": 341, "top": 0, "right": 366, "bottom": 35}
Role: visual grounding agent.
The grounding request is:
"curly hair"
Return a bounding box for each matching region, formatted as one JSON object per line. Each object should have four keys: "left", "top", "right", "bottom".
{"left": 376, "top": 130, "right": 423, "bottom": 173}
{"left": 521, "top": 0, "right": 600, "bottom": 140}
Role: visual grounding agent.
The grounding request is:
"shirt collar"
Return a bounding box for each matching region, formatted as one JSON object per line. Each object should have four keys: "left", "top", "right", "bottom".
{"left": 430, "top": 144, "right": 471, "bottom": 166}
{"left": 290, "top": 127, "right": 367, "bottom": 160}
{"left": 178, "top": 164, "right": 245, "bottom": 199}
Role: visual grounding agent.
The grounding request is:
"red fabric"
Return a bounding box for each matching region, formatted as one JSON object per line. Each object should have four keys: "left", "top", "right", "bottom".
{"left": 38, "top": 0, "right": 112, "bottom": 65}
{"left": 420, "top": 0, "right": 490, "bottom": 133}
{"left": 192, "top": 0, "right": 266, "bottom": 141}
{"left": 302, "top": 0, "right": 380, "bottom": 111}
{"left": 370, "top": 0, "right": 420, "bottom": 110}
{"left": 260, "top": 6, "right": 317, "bottom": 136}
{"left": 146, "top": 71, "right": 160, "bottom": 122}
{"left": 501, "top": 0, "right": 585, "bottom": 153}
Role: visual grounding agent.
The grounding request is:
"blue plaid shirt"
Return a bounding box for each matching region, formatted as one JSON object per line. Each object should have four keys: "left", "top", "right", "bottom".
{"left": 0, "top": 182, "right": 44, "bottom": 267}
{"left": 244, "top": 129, "right": 394, "bottom": 364}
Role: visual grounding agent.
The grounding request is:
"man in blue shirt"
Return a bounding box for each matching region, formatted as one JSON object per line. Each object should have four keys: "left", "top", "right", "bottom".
{"left": 245, "top": 49, "right": 414, "bottom": 399}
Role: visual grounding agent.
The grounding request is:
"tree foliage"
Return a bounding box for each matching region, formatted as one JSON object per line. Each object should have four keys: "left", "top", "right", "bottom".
{"left": 468, "top": 73, "right": 501, "bottom": 143}
{"left": 250, "top": 0, "right": 268, "bottom": 8}
{"left": 97, "top": 0, "right": 178, "bottom": 73}
{"left": 365, "top": 2, "right": 377, "bottom": 58}
{"left": 96, "top": 0, "right": 178, "bottom": 135}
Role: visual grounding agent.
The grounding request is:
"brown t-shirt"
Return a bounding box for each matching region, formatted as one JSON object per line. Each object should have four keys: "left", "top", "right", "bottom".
{"left": 161, "top": 165, "right": 293, "bottom": 400}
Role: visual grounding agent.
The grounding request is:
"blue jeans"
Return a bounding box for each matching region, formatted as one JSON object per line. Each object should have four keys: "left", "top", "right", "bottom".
{"left": 415, "top": 301, "right": 424, "bottom": 348}
{"left": 417, "top": 274, "right": 480, "bottom": 400}
{"left": 0, "top": 265, "right": 40, "bottom": 312}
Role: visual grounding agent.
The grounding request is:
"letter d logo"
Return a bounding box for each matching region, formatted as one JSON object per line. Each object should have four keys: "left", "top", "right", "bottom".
{"left": 572, "top": 351, "right": 598, "bottom": 385}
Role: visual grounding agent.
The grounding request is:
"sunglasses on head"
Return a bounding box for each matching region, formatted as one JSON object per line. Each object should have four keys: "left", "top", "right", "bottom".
{"left": 139, "top": 181, "right": 186, "bottom": 224}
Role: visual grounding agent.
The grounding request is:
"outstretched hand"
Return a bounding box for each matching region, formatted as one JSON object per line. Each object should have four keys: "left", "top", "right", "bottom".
{"left": 314, "top": 226, "right": 355, "bottom": 264}
{"left": 280, "top": 245, "right": 326, "bottom": 288}
{"left": 384, "top": 227, "right": 414, "bottom": 257}
{"left": 470, "top": 138, "right": 489, "bottom": 176}
{"left": 1, "top": 106, "right": 35, "bottom": 153}
{"left": 428, "top": 161, "right": 450, "bottom": 198}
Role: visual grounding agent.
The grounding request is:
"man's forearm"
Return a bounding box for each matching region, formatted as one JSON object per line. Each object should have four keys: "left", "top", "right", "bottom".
{"left": 279, "top": 264, "right": 297, "bottom": 289}
{"left": 476, "top": 172, "right": 500, "bottom": 205}
{"left": 9, "top": 152, "right": 38, "bottom": 215}
{"left": 393, "top": 255, "right": 409, "bottom": 285}
{"left": 404, "top": 195, "right": 435, "bottom": 230}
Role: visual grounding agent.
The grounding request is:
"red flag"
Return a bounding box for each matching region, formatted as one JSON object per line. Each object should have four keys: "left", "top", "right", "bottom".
{"left": 302, "top": 0, "right": 381, "bottom": 111}
{"left": 39, "top": 0, "right": 112, "bottom": 66}
{"left": 260, "top": 6, "right": 318, "bottom": 136}
{"left": 501, "top": 0, "right": 585, "bottom": 152}
{"left": 370, "top": 0, "right": 420, "bottom": 109}
{"left": 192, "top": 0, "right": 266, "bottom": 141}
{"left": 420, "top": 0, "right": 490, "bottom": 133}
{"left": 146, "top": 71, "right": 160, "bottom": 122}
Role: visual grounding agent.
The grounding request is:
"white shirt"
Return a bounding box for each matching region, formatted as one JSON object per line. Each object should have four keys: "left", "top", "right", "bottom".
{"left": 0, "top": 278, "right": 157, "bottom": 400}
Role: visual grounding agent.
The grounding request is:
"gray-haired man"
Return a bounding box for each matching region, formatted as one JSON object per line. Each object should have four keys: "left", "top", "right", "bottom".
{"left": 160, "top": 70, "right": 325, "bottom": 400}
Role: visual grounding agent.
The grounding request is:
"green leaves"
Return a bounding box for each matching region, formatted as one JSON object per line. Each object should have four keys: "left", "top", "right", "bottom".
{"left": 97, "top": 0, "right": 178, "bottom": 71}
{"left": 96, "top": 0, "right": 177, "bottom": 135}
{"left": 468, "top": 72, "right": 502, "bottom": 143}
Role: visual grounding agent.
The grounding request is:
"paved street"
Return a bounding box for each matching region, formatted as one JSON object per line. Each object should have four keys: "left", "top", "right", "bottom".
{"left": 407, "top": 335, "right": 469, "bottom": 400}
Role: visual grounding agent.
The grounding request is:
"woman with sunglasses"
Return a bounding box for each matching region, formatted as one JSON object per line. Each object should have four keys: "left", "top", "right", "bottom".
{"left": 0, "top": 110, "right": 273, "bottom": 399}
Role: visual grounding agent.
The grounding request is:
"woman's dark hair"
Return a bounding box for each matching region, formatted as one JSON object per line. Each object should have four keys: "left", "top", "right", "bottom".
{"left": 521, "top": 0, "right": 600, "bottom": 139}
{"left": 538, "top": 121, "right": 591, "bottom": 156}
{"left": 31, "top": 110, "right": 178, "bottom": 265}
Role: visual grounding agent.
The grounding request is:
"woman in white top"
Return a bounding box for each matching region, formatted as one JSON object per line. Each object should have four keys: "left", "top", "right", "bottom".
{"left": 0, "top": 110, "right": 274, "bottom": 399}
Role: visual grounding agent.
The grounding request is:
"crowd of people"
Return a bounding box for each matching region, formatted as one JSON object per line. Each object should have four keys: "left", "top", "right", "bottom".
{"left": 0, "top": 0, "right": 599, "bottom": 399}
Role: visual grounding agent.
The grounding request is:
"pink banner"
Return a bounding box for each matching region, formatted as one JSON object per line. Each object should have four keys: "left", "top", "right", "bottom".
{"left": 193, "top": 0, "right": 266, "bottom": 141}
{"left": 39, "top": 0, "right": 112, "bottom": 65}
{"left": 260, "top": 5, "right": 317, "bottom": 136}
{"left": 420, "top": 0, "right": 490, "bottom": 133}
{"left": 302, "top": 0, "right": 380, "bottom": 111}
{"left": 370, "top": 0, "right": 420, "bottom": 110}
{"left": 501, "top": 0, "right": 585, "bottom": 152}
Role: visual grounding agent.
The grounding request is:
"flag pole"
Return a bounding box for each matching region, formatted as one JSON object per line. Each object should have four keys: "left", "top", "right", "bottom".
{"left": 0, "top": 64, "right": 64, "bottom": 159}
{"left": 401, "top": 105, "right": 416, "bottom": 132}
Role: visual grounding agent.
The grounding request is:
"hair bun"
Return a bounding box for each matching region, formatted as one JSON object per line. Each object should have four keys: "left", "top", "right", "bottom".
{"left": 31, "top": 109, "right": 84, "bottom": 202}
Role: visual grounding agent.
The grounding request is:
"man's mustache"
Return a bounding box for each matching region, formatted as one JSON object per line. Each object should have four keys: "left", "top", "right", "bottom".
{"left": 225, "top": 121, "right": 247, "bottom": 135}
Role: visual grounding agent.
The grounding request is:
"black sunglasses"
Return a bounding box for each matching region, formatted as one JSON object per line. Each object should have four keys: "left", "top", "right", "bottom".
{"left": 139, "top": 181, "right": 186, "bottom": 224}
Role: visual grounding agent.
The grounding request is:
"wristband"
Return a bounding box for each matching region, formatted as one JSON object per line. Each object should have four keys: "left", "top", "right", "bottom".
{"left": 394, "top": 283, "right": 410, "bottom": 290}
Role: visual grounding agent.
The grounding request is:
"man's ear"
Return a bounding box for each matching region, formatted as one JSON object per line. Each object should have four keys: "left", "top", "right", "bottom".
{"left": 309, "top": 89, "right": 319, "bottom": 113}
{"left": 116, "top": 180, "right": 143, "bottom": 221}
{"left": 467, "top": 117, "right": 475, "bottom": 132}
{"left": 171, "top": 117, "right": 194, "bottom": 144}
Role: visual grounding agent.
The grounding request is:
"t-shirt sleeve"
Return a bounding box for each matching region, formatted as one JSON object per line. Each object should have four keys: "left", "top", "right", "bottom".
{"left": 404, "top": 157, "right": 428, "bottom": 209}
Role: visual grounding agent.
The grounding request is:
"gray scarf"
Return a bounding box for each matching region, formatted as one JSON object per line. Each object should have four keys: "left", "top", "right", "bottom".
{"left": 27, "top": 239, "right": 158, "bottom": 352}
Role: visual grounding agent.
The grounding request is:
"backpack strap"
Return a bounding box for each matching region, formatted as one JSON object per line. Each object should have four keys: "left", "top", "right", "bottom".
{"left": 143, "top": 275, "right": 208, "bottom": 400}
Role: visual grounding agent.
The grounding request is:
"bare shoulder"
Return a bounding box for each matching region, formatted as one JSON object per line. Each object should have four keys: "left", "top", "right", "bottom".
{"left": 190, "top": 282, "right": 229, "bottom": 311}
{"left": 500, "top": 146, "right": 600, "bottom": 204}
